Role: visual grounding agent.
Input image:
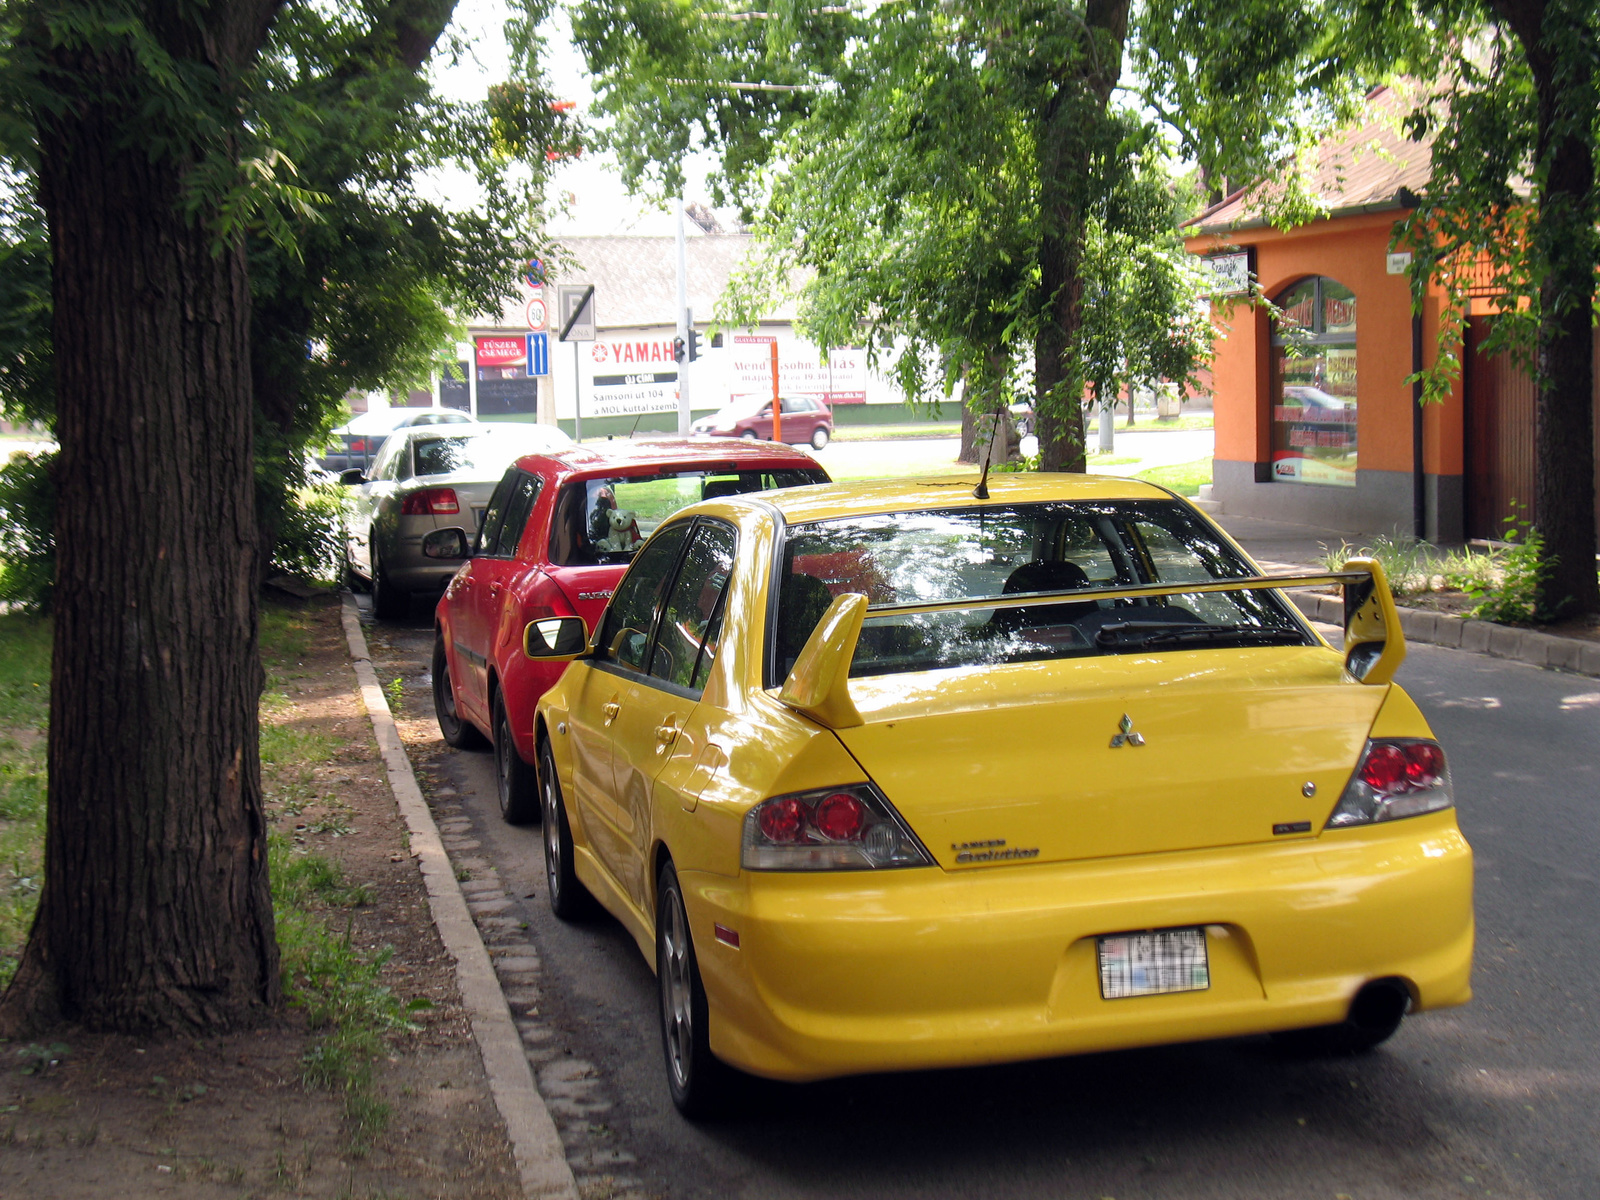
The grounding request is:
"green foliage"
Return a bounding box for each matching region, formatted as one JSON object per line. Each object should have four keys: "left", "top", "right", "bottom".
{"left": 0, "top": 0, "right": 579, "bottom": 584}
{"left": 0, "top": 450, "right": 53, "bottom": 613}
{"left": 1317, "top": 533, "right": 1432, "bottom": 597}
{"left": 572, "top": 0, "right": 1392, "bottom": 467}
{"left": 1466, "top": 507, "right": 1558, "bottom": 626}
{"left": 270, "top": 482, "right": 347, "bottom": 585}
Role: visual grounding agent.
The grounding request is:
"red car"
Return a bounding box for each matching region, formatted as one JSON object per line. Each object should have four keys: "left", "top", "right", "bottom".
{"left": 430, "top": 439, "right": 830, "bottom": 823}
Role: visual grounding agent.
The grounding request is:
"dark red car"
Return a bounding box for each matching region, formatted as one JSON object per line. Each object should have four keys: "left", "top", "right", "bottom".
{"left": 430, "top": 439, "right": 830, "bottom": 823}
{"left": 690, "top": 394, "right": 834, "bottom": 449}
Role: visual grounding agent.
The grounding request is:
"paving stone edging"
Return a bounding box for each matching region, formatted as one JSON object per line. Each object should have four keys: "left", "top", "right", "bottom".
{"left": 1285, "top": 588, "right": 1600, "bottom": 677}
{"left": 339, "top": 595, "right": 580, "bottom": 1200}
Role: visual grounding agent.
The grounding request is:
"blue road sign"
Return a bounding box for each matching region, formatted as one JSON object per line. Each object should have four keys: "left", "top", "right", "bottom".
{"left": 528, "top": 332, "right": 550, "bottom": 377}
{"left": 524, "top": 257, "right": 546, "bottom": 288}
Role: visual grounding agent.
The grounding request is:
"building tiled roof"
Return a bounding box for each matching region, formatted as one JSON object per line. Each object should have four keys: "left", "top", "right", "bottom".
{"left": 479, "top": 235, "right": 799, "bottom": 331}
{"left": 1188, "top": 86, "right": 1434, "bottom": 235}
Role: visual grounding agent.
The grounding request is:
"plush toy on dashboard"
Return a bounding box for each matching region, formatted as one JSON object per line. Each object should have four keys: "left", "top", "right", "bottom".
{"left": 597, "top": 507, "right": 641, "bottom": 552}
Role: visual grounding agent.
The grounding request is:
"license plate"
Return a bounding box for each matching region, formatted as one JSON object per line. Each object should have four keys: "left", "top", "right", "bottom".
{"left": 1097, "top": 928, "right": 1210, "bottom": 1000}
{"left": 472, "top": 505, "right": 487, "bottom": 529}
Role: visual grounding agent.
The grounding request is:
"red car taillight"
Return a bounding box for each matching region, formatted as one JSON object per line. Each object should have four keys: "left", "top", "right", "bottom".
{"left": 401, "top": 488, "right": 460, "bottom": 515}
{"left": 1327, "top": 739, "right": 1453, "bottom": 828}
{"left": 742, "top": 785, "right": 932, "bottom": 871}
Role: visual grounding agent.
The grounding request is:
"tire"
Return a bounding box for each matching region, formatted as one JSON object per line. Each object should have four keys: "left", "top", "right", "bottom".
{"left": 657, "top": 860, "right": 733, "bottom": 1119}
{"left": 809, "top": 426, "right": 830, "bottom": 450}
{"left": 739, "top": 429, "right": 758, "bottom": 440}
{"left": 493, "top": 690, "right": 541, "bottom": 825}
{"left": 539, "top": 739, "right": 593, "bottom": 920}
{"left": 432, "top": 634, "right": 488, "bottom": 750}
{"left": 370, "top": 540, "right": 409, "bottom": 620}
{"left": 1271, "top": 980, "right": 1409, "bottom": 1056}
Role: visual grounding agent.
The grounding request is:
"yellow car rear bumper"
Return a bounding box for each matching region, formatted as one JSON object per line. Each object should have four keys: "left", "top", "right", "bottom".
{"left": 682, "top": 811, "right": 1473, "bottom": 1082}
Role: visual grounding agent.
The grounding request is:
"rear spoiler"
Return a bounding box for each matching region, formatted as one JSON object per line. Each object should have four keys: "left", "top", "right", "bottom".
{"left": 777, "top": 559, "right": 1405, "bottom": 729}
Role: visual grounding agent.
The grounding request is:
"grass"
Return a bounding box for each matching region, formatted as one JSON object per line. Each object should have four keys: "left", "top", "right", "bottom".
{"left": 832, "top": 422, "right": 962, "bottom": 441}
{"left": 0, "top": 601, "right": 414, "bottom": 1148}
{"left": 0, "top": 613, "right": 50, "bottom": 989}
{"left": 1135, "top": 456, "right": 1213, "bottom": 497}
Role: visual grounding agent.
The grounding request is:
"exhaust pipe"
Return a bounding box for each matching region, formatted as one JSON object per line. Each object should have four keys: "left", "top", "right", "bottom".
{"left": 1348, "top": 977, "right": 1411, "bottom": 1037}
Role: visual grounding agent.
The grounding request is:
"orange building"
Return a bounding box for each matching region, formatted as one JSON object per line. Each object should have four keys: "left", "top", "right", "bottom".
{"left": 1185, "top": 87, "right": 1468, "bottom": 541}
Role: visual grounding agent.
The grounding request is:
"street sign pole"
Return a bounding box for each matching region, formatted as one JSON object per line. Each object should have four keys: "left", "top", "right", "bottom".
{"left": 675, "top": 198, "right": 691, "bottom": 434}
{"left": 769, "top": 339, "right": 782, "bottom": 443}
{"left": 569, "top": 340, "right": 582, "bottom": 444}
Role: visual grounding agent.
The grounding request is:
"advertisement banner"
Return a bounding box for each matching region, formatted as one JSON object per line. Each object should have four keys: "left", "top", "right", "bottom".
{"left": 731, "top": 336, "right": 866, "bottom": 403}
{"left": 587, "top": 336, "right": 679, "bottom": 418}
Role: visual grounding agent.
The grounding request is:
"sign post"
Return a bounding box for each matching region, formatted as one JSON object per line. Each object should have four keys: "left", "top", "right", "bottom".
{"left": 769, "top": 340, "right": 782, "bottom": 443}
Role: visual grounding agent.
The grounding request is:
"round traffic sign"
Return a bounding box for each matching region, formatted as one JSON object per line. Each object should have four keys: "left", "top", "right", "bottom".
{"left": 525, "top": 297, "right": 548, "bottom": 330}
{"left": 524, "top": 258, "right": 546, "bottom": 289}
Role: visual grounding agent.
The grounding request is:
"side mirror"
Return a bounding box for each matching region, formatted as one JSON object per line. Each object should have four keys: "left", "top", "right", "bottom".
{"left": 1342, "top": 556, "right": 1406, "bottom": 685}
{"left": 778, "top": 592, "right": 867, "bottom": 729}
{"left": 524, "top": 615, "right": 589, "bottom": 660}
{"left": 338, "top": 467, "right": 366, "bottom": 486}
{"left": 421, "top": 528, "right": 471, "bottom": 560}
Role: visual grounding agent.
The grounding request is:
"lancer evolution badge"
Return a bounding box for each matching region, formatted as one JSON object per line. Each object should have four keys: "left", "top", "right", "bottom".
{"left": 1109, "top": 713, "right": 1146, "bottom": 748}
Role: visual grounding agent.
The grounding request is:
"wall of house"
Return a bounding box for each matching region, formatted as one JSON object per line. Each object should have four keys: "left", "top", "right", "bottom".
{"left": 1192, "top": 211, "right": 1467, "bottom": 542}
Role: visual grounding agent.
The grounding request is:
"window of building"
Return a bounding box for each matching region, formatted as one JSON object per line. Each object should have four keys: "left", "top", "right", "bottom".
{"left": 1269, "top": 276, "right": 1358, "bottom": 487}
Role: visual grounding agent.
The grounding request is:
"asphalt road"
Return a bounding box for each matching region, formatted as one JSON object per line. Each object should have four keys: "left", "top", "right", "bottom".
{"left": 369, "top": 602, "right": 1596, "bottom": 1200}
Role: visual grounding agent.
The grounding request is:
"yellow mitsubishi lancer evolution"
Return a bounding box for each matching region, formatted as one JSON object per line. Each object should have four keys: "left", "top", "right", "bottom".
{"left": 524, "top": 474, "right": 1474, "bottom": 1116}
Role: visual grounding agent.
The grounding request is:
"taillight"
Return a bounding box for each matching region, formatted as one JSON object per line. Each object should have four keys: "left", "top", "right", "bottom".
{"left": 401, "top": 487, "right": 460, "bottom": 515}
{"left": 1327, "top": 739, "right": 1453, "bottom": 828}
{"left": 742, "top": 785, "right": 932, "bottom": 871}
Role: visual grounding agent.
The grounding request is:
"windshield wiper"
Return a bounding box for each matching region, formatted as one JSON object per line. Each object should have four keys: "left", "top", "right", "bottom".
{"left": 1095, "top": 621, "right": 1305, "bottom": 650}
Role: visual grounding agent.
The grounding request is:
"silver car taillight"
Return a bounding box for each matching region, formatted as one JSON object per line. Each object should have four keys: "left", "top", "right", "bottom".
{"left": 742, "top": 785, "right": 933, "bottom": 871}
{"left": 1326, "top": 738, "right": 1454, "bottom": 828}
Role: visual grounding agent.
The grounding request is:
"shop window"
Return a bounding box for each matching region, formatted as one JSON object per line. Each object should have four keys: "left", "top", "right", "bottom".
{"left": 1269, "top": 277, "right": 1357, "bottom": 486}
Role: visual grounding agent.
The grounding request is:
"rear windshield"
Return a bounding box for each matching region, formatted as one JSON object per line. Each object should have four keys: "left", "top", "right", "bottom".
{"left": 549, "top": 468, "right": 827, "bottom": 566}
{"left": 771, "top": 500, "right": 1310, "bottom": 681}
{"left": 412, "top": 429, "right": 565, "bottom": 478}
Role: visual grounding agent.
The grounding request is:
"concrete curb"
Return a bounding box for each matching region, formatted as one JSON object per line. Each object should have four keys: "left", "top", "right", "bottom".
{"left": 1285, "top": 588, "right": 1600, "bottom": 677}
{"left": 339, "top": 595, "right": 579, "bottom": 1200}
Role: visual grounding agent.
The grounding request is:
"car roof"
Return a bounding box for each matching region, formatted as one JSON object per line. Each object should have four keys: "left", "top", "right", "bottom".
{"left": 514, "top": 437, "right": 824, "bottom": 481}
{"left": 737, "top": 472, "right": 1175, "bottom": 525}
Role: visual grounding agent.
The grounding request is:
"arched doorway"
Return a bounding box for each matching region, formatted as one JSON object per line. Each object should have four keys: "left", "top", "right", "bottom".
{"left": 1268, "top": 276, "right": 1358, "bottom": 486}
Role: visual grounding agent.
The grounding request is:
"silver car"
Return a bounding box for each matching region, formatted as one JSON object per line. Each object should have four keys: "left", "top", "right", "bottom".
{"left": 345, "top": 423, "right": 574, "bottom": 617}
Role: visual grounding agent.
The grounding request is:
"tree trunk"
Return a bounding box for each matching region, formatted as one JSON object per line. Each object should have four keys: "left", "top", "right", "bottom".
{"left": 1, "top": 16, "right": 280, "bottom": 1034}
{"left": 1033, "top": 0, "right": 1129, "bottom": 473}
{"left": 1492, "top": 0, "right": 1600, "bottom": 616}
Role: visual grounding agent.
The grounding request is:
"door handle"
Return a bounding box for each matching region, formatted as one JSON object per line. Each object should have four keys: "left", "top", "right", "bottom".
{"left": 655, "top": 723, "right": 679, "bottom": 746}
{"left": 602, "top": 702, "right": 620, "bottom": 722}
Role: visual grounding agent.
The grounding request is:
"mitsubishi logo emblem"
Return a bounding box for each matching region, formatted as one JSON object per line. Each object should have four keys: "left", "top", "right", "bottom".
{"left": 1109, "top": 714, "right": 1146, "bottom": 748}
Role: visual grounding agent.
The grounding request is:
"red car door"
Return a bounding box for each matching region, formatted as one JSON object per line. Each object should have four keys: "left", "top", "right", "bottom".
{"left": 450, "top": 470, "right": 538, "bottom": 722}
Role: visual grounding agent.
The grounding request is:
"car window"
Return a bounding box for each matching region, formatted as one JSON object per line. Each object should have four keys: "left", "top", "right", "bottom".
{"left": 474, "top": 471, "right": 517, "bottom": 555}
{"left": 485, "top": 472, "right": 540, "bottom": 558}
{"left": 649, "top": 521, "right": 737, "bottom": 691}
{"left": 771, "top": 500, "right": 1303, "bottom": 682}
{"left": 598, "top": 523, "right": 691, "bottom": 672}
{"left": 547, "top": 468, "right": 828, "bottom": 567}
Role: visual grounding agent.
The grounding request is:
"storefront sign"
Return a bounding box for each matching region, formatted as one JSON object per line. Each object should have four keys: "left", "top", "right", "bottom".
{"left": 1203, "top": 250, "right": 1253, "bottom": 296}
{"left": 475, "top": 336, "right": 527, "bottom": 369}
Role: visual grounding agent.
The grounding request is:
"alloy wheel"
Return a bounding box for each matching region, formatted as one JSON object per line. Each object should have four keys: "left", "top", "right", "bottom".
{"left": 660, "top": 883, "right": 694, "bottom": 1091}
{"left": 542, "top": 760, "right": 562, "bottom": 903}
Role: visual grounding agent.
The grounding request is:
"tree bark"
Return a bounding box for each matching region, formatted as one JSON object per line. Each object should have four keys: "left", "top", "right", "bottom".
{"left": 1, "top": 6, "right": 282, "bottom": 1034}
{"left": 1491, "top": 0, "right": 1599, "bottom": 616}
{"left": 1033, "top": 0, "right": 1129, "bottom": 473}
